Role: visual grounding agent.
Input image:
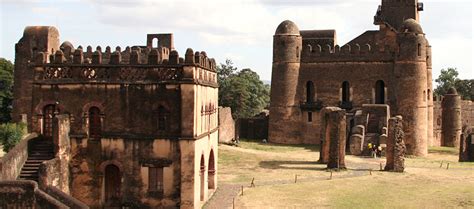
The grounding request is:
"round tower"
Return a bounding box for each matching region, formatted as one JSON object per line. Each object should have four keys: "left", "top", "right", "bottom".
{"left": 441, "top": 88, "right": 462, "bottom": 147}
{"left": 269, "top": 20, "right": 302, "bottom": 144}
{"left": 426, "top": 41, "right": 434, "bottom": 146}
{"left": 394, "top": 19, "right": 428, "bottom": 156}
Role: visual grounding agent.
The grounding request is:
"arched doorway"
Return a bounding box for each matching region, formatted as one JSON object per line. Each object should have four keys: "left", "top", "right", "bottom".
{"left": 43, "top": 104, "right": 59, "bottom": 139}
{"left": 375, "top": 80, "right": 385, "bottom": 104}
{"left": 200, "top": 154, "right": 205, "bottom": 201}
{"left": 89, "top": 107, "right": 101, "bottom": 139}
{"left": 105, "top": 164, "right": 121, "bottom": 206}
{"left": 208, "top": 150, "right": 216, "bottom": 190}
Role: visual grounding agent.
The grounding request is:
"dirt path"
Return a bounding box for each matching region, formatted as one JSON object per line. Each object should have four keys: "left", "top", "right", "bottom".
{"left": 203, "top": 184, "right": 241, "bottom": 209}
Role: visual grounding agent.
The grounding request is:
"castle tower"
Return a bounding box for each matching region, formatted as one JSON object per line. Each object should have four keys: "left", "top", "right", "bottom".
{"left": 374, "top": 0, "right": 423, "bottom": 30}
{"left": 426, "top": 42, "right": 434, "bottom": 146}
{"left": 394, "top": 19, "right": 428, "bottom": 156}
{"left": 12, "top": 26, "right": 60, "bottom": 129}
{"left": 441, "top": 87, "right": 462, "bottom": 147}
{"left": 269, "top": 20, "right": 302, "bottom": 144}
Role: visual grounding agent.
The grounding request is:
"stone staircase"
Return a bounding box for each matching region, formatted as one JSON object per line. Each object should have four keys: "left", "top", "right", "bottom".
{"left": 18, "top": 139, "right": 54, "bottom": 182}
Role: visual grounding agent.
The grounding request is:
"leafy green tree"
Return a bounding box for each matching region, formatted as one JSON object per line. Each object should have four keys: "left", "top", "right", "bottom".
{"left": 217, "top": 60, "right": 270, "bottom": 119}
{"left": 434, "top": 68, "right": 473, "bottom": 100}
{"left": 0, "top": 58, "right": 14, "bottom": 123}
{"left": 0, "top": 123, "right": 26, "bottom": 152}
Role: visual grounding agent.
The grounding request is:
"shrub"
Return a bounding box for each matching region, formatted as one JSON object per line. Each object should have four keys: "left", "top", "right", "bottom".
{"left": 0, "top": 123, "right": 26, "bottom": 152}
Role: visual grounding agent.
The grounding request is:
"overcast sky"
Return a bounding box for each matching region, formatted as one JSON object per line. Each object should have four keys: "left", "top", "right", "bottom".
{"left": 0, "top": 0, "right": 472, "bottom": 81}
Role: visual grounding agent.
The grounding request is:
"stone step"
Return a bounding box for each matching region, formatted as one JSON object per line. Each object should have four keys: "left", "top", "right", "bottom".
{"left": 21, "top": 167, "right": 39, "bottom": 171}
{"left": 20, "top": 170, "right": 38, "bottom": 174}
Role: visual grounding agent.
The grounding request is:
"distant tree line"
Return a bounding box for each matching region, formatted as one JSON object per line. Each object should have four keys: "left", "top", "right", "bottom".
{"left": 217, "top": 59, "right": 270, "bottom": 119}
{"left": 434, "top": 68, "right": 473, "bottom": 100}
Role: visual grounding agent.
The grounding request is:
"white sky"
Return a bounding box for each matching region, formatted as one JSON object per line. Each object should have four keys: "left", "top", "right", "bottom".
{"left": 0, "top": 0, "right": 472, "bottom": 81}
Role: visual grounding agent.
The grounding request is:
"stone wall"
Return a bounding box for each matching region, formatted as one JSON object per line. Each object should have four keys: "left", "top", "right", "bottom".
{"left": 0, "top": 133, "right": 38, "bottom": 180}
{"left": 218, "top": 107, "right": 235, "bottom": 143}
{"left": 0, "top": 180, "right": 71, "bottom": 209}
{"left": 239, "top": 112, "right": 269, "bottom": 140}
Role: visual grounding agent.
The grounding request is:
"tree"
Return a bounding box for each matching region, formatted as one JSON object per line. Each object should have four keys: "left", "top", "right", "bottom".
{"left": 217, "top": 60, "right": 270, "bottom": 119}
{"left": 0, "top": 58, "right": 14, "bottom": 123}
{"left": 434, "top": 68, "right": 473, "bottom": 100}
{"left": 0, "top": 123, "right": 26, "bottom": 152}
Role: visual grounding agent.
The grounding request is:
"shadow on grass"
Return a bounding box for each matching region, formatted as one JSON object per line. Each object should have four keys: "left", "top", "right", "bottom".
{"left": 259, "top": 160, "right": 327, "bottom": 171}
{"left": 428, "top": 146, "right": 459, "bottom": 155}
{"left": 239, "top": 138, "right": 321, "bottom": 152}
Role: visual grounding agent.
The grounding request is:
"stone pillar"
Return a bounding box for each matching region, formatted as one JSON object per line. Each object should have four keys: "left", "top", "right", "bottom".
{"left": 459, "top": 126, "right": 473, "bottom": 162}
{"left": 349, "top": 125, "right": 364, "bottom": 155}
{"left": 319, "top": 107, "right": 346, "bottom": 169}
{"left": 385, "top": 115, "right": 406, "bottom": 172}
{"left": 441, "top": 87, "right": 462, "bottom": 147}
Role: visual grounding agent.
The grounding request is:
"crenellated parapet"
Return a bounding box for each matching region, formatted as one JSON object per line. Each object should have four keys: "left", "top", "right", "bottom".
{"left": 301, "top": 42, "right": 395, "bottom": 63}
{"left": 44, "top": 44, "right": 216, "bottom": 72}
{"left": 31, "top": 46, "right": 217, "bottom": 86}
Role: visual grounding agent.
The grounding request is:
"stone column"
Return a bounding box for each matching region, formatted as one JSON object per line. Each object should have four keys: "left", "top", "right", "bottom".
{"left": 385, "top": 116, "right": 406, "bottom": 172}
{"left": 441, "top": 87, "right": 462, "bottom": 147}
{"left": 319, "top": 107, "right": 346, "bottom": 169}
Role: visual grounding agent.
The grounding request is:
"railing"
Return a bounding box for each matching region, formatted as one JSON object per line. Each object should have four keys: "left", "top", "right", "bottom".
{"left": 300, "top": 100, "right": 324, "bottom": 111}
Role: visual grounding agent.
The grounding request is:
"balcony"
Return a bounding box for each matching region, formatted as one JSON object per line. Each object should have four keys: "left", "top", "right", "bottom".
{"left": 339, "top": 101, "right": 353, "bottom": 110}
{"left": 300, "top": 100, "right": 324, "bottom": 111}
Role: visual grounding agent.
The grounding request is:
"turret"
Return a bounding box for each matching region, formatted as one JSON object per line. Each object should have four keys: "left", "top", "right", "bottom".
{"left": 374, "top": 0, "right": 423, "bottom": 30}
{"left": 269, "top": 20, "right": 303, "bottom": 144}
{"left": 441, "top": 88, "right": 462, "bottom": 147}
{"left": 12, "top": 26, "right": 60, "bottom": 129}
{"left": 394, "top": 19, "right": 428, "bottom": 156}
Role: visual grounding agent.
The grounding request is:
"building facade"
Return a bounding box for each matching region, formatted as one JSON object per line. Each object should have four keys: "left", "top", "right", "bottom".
{"left": 269, "top": 0, "right": 432, "bottom": 156}
{"left": 12, "top": 26, "right": 218, "bottom": 208}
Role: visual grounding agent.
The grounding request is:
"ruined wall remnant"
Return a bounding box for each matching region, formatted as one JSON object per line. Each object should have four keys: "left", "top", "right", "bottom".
{"left": 319, "top": 107, "right": 346, "bottom": 169}
{"left": 441, "top": 88, "right": 462, "bottom": 147}
{"left": 218, "top": 107, "right": 235, "bottom": 143}
{"left": 385, "top": 116, "right": 405, "bottom": 172}
{"left": 459, "top": 126, "right": 474, "bottom": 162}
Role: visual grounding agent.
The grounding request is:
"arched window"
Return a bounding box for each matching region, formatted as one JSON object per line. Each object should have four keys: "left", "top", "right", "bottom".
{"left": 375, "top": 80, "right": 385, "bottom": 104}
{"left": 306, "top": 81, "right": 315, "bottom": 103}
{"left": 158, "top": 106, "right": 168, "bottom": 131}
{"left": 200, "top": 154, "right": 205, "bottom": 201}
{"left": 427, "top": 89, "right": 431, "bottom": 101}
{"left": 105, "top": 164, "right": 121, "bottom": 204}
{"left": 208, "top": 150, "right": 216, "bottom": 190}
{"left": 152, "top": 38, "right": 159, "bottom": 48}
{"left": 43, "top": 104, "right": 59, "bottom": 138}
{"left": 89, "top": 107, "right": 101, "bottom": 139}
{"left": 342, "top": 81, "right": 350, "bottom": 102}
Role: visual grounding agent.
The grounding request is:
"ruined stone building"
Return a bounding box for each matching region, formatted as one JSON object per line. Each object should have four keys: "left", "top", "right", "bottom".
{"left": 5, "top": 26, "right": 219, "bottom": 208}
{"left": 269, "top": 0, "right": 433, "bottom": 156}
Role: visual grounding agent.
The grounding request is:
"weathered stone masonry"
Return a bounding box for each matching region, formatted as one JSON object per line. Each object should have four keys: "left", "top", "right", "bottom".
{"left": 269, "top": 0, "right": 432, "bottom": 156}
{"left": 11, "top": 26, "right": 219, "bottom": 209}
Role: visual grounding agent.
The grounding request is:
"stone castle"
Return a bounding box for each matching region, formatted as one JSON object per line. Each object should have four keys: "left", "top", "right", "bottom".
{"left": 269, "top": 0, "right": 433, "bottom": 156}
{"left": 3, "top": 26, "right": 218, "bottom": 208}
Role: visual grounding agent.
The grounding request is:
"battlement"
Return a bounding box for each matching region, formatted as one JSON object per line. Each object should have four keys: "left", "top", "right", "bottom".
{"left": 31, "top": 47, "right": 217, "bottom": 86}
{"left": 301, "top": 43, "right": 395, "bottom": 63}
{"left": 34, "top": 45, "right": 216, "bottom": 72}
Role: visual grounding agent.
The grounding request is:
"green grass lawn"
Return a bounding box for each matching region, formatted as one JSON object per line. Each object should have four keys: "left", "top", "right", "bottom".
{"left": 218, "top": 139, "right": 474, "bottom": 208}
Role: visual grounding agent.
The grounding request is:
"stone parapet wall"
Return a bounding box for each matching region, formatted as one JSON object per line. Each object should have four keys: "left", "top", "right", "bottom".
{"left": 0, "top": 180, "right": 70, "bottom": 209}
{"left": 0, "top": 133, "right": 38, "bottom": 180}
